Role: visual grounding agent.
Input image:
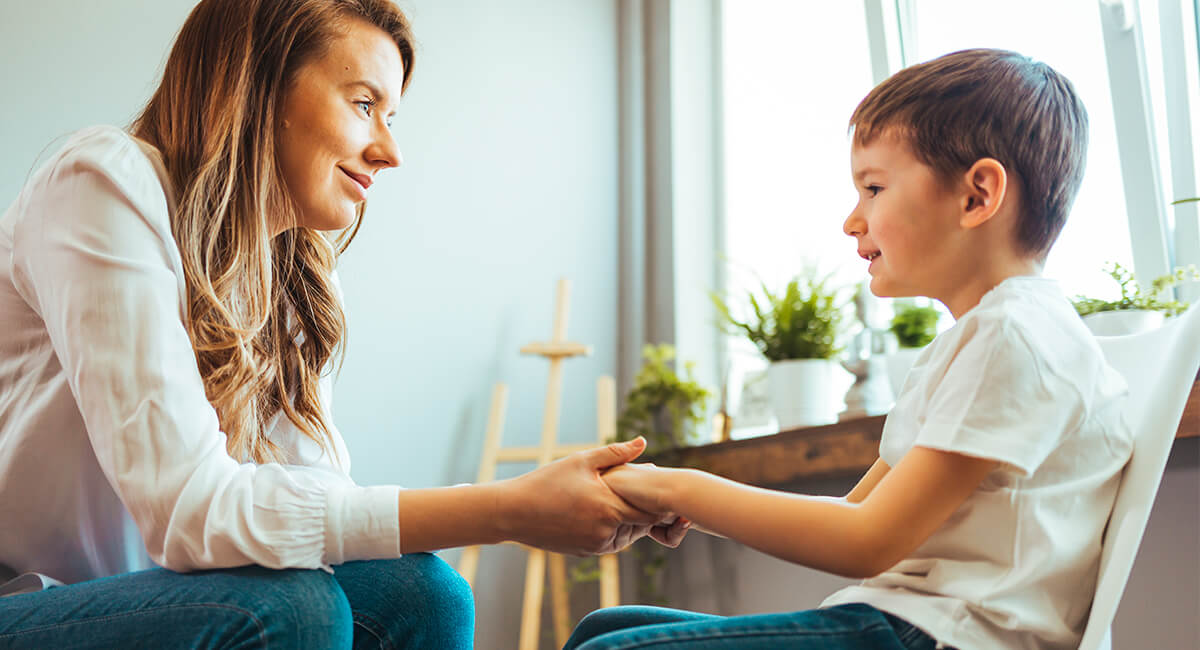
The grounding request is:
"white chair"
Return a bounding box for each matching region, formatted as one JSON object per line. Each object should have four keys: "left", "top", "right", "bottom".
{"left": 1078, "top": 304, "right": 1200, "bottom": 650}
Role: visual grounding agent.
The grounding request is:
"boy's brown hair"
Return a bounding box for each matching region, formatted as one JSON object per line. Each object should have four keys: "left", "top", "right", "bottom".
{"left": 850, "top": 48, "right": 1089, "bottom": 259}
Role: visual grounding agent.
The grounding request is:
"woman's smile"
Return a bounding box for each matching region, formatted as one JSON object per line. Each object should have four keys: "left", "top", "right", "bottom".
{"left": 339, "top": 166, "right": 372, "bottom": 201}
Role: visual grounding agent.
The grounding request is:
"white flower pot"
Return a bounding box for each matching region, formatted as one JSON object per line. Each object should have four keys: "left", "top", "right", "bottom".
{"left": 766, "top": 359, "right": 840, "bottom": 429}
{"left": 1083, "top": 310, "right": 1166, "bottom": 336}
{"left": 886, "top": 346, "right": 923, "bottom": 398}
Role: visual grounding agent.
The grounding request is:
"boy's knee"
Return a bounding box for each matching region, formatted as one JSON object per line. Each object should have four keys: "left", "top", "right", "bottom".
{"left": 567, "top": 607, "right": 644, "bottom": 648}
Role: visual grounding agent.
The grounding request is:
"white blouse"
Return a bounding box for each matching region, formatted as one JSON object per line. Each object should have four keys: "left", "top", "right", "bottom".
{"left": 0, "top": 126, "right": 400, "bottom": 586}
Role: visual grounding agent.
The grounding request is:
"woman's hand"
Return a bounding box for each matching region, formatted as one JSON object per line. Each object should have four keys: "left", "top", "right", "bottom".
{"left": 594, "top": 515, "right": 691, "bottom": 553}
{"left": 494, "top": 438, "right": 670, "bottom": 556}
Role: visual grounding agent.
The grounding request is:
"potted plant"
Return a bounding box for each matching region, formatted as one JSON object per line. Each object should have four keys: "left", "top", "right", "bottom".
{"left": 1072, "top": 262, "right": 1199, "bottom": 335}
{"left": 569, "top": 344, "right": 709, "bottom": 606}
{"left": 886, "top": 300, "right": 940, "bottom": 396}
{"left": 713, "top": 271, "right": 847, "bottom": 428}
{"left": 613, "top": 344, "right": 712, "bottom": 454}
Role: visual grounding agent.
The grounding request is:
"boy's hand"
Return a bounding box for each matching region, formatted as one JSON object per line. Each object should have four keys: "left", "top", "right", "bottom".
{"left": 601, "top": 463, "right": 676, "bottom": 521}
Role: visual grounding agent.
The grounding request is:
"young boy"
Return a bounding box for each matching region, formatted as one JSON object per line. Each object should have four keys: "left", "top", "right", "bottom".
{"left": 570, "top": 48, "right": 1133, "bottom": 650}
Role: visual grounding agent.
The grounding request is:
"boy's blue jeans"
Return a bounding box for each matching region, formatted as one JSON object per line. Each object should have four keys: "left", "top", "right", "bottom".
{"left": 0, "top": 554, "right": 473, "bottom": 649}
{"left": 564, "top": 603, "right": 942, "bottom": 650}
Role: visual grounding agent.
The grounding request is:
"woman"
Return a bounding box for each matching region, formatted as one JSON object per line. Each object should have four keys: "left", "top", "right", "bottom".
{"left": 0, "top": 0, "right": 685, "bottom": 647}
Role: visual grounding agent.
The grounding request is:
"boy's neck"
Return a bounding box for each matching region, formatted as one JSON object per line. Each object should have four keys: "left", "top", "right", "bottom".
{"left": 939, "top": 256, "right": 1041, "bottom": 320}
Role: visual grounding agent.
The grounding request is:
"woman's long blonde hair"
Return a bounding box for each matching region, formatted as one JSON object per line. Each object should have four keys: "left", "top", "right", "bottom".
{"left": 132, "top": 0, "right": 414, "bottom": 464}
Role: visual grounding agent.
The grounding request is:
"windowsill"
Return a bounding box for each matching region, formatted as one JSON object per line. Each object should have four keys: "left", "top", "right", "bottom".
{"left": 646, "top": 379, "right": 1200, "bottom": 489}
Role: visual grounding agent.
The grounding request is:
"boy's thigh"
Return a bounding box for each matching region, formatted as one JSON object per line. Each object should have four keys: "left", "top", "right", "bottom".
{"left": 0, "top": 565, "right": 352, "bottom": 649}
{"left": 573, "top": 603, "right": 927, "bottom": 650}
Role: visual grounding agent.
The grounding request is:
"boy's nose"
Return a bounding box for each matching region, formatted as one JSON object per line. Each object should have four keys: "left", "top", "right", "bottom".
{"left": 843, "top": 209, "right": 865, "bottom": 237}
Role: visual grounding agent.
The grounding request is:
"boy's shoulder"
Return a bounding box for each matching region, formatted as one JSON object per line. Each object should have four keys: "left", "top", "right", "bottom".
{"left": 939, "top": 275, "right": 1118, "bottom": 398}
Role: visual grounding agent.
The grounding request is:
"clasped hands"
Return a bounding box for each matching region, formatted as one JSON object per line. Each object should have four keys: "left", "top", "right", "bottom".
{"left": 498, "top": 437, "right": 688, "bottom": 556}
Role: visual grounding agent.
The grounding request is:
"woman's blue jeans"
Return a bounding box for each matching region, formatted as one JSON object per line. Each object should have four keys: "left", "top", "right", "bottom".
{"left": 564, "top": 603, "right": 942, "bottom": 650}
{"left": 0, "top": 554, "right": 473, "bottom": 649}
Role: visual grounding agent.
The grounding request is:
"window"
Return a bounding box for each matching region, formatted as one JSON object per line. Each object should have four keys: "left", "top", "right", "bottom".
{"left": 720, "top": 0, "right": 878, "bottom": 430}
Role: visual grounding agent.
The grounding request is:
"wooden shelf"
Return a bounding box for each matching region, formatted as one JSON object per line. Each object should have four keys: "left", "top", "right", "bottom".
{"left": 647, "top": 379, "right": 1199, "bottom": 490}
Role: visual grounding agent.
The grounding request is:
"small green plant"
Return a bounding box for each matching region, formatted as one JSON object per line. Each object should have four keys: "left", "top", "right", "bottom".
{"left": 712, "top": 271, "right": 846, "bottom": 361}
{"left": 613, "top": 344, "right": 712, "bottom": 454}
{"left": 890, "top": 300, "right": 940, "bottom": 348}
{"left": 1072, "top": 262, "right": 1200, "bottom": 317}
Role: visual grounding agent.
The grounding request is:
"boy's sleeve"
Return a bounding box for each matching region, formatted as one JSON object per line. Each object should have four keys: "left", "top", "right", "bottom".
{"left": 913, "top": 318, "right": 1084, "bottom": 477}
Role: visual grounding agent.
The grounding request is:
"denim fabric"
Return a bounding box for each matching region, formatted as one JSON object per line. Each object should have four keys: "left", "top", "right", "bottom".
{"left": 0, "top": 554, "right": 473, "bottom": 649}
{"left": 563, "top": 603, "right": 943, "bottom": 650}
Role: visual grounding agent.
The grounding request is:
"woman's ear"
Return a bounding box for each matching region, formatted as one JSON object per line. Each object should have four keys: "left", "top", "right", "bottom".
{"left": 960, "top": 158, "right": 1007, "bottom": 229}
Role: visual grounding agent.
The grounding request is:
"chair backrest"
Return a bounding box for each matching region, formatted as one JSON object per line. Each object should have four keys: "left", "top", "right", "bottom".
{"left": 1078, "top": 304, "right": 1200, "bottom": 650}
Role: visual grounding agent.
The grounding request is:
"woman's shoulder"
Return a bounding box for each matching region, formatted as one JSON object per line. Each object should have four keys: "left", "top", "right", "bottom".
{"left": 19, "top": 125, "right": 174, "bottom": 234}
{"left": 45, "top": 125, "right": 165, "bottom": 197}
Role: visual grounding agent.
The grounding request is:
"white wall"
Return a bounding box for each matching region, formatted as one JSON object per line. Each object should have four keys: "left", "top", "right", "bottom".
{"left": 1, "top": 1, "right": 619, "bottom": 648}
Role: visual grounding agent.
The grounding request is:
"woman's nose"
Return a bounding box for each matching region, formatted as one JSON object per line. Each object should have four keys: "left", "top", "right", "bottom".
{"left": 367, "top": 125, "right": 402, "bottom": 169}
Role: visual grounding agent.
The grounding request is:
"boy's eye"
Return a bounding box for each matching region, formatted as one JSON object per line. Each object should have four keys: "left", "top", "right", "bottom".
{"left": 865, "top": 185, "right": 882, "bottom": 198}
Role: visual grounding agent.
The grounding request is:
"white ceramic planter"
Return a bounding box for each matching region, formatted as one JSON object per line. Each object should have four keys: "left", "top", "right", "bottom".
{"left": 886, "top": 346, "right": 923, "bottom": 398}
{"left": 1083, "top": 310, "right": 1166, "bottom": 336}
{"left": 766, "top": 359, "right": 840, "bottom": 429}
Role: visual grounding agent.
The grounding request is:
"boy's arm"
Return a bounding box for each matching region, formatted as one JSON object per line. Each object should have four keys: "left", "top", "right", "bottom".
{"left": 844, "top": 458, "right": 891, "bottom": 503}
{"left": 606, "top": 447, "right": 995, "bottom": 578}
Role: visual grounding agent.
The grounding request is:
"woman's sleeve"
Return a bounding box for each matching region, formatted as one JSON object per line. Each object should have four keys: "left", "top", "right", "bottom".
{"left": 9, "top": 134, "right": 399, "bottom": 572}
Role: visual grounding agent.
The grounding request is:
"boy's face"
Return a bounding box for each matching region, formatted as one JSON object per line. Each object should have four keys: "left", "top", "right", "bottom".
{"left": 844, "top": 133, "right": 965, "bottom": 301}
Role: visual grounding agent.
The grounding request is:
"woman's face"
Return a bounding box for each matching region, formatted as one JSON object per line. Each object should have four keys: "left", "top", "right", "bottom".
{"left": 275, "top": 19, "right": 405, "bottom": 235}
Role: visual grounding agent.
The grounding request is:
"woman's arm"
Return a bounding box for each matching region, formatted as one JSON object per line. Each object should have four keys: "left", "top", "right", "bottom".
{"left": 604, "top": 447, "right": 996, "bottom": 578}
{"left": 395, "top": 439, "right": 669, "bottom": 556}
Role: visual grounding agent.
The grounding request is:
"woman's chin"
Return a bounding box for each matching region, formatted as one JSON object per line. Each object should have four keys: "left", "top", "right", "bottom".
{"left": 300, "top": 204, "right": 359, "bottom": 232}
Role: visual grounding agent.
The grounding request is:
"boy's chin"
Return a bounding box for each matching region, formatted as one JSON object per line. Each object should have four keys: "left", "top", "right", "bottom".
{"left": 868, "top": 277, "right": 921, "bottom": 300}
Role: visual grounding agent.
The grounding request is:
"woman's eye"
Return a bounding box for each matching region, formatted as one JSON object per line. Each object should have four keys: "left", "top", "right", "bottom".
{"left": 355, "top": 100, "right": 374, "bottom": 116}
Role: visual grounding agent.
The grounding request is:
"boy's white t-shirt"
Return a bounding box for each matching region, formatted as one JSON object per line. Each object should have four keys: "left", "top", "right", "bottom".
{"left": 821, "top": 276, "right": 1133, "bottom": 650}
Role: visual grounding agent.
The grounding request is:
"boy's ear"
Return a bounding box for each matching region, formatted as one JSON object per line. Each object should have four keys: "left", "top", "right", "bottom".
{"left": 959, "top": 158, "right": 1008, "bottom": 229}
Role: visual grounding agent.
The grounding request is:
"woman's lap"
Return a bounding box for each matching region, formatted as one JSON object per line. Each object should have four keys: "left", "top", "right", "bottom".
{"left": 0, "top": 554, "right": 472, "bottom": 649}
{"left": 564, "top": 603, "right": 939, "bottom": 650}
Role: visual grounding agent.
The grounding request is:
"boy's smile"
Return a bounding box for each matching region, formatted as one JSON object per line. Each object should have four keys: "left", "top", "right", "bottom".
{"left": 844, "top": 132, "right": 965, "bottom": 304}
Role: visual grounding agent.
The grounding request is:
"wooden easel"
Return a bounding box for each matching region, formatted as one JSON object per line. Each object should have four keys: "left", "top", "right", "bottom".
{"left": 457, "top": 278, "right": 621, "bottom": 649}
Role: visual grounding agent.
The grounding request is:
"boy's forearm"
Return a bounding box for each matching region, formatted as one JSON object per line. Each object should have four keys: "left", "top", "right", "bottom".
{"left": 664, "top": 469, "right": 887, "bottom": 578}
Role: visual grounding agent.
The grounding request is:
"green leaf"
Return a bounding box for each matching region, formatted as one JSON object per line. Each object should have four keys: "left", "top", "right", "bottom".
{"left": 712, "top": 269, "right": 848, "bottom": 361}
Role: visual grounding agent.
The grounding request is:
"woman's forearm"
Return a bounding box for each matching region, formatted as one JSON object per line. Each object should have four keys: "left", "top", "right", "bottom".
{"left": 396, "top": 482, "right": 508, "bottom": 553}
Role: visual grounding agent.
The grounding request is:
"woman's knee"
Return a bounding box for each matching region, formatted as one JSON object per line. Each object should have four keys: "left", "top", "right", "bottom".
{"left": 336, "top": 554, "right": 474, "bottom": 648}
{"left": 399, "top": 553, "right": 474, "bottom": 615}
